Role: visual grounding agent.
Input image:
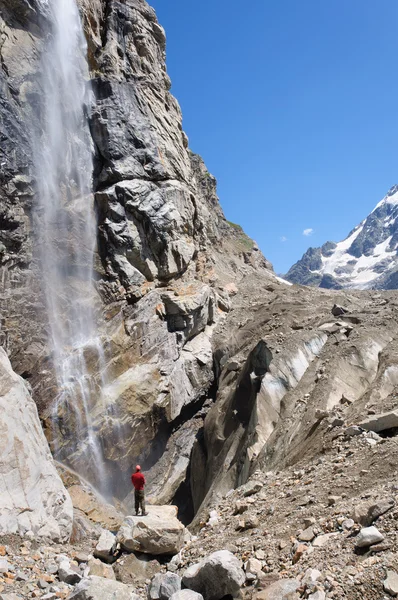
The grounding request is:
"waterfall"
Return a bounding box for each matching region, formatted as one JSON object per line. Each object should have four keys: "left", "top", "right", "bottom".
{"left": 33, "top": 0, "right": 109, "bottom": 496}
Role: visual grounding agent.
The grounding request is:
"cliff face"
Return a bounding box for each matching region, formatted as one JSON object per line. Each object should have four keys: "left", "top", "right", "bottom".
{"left": 0, "top": 0, "right": 274, "bottom": 513}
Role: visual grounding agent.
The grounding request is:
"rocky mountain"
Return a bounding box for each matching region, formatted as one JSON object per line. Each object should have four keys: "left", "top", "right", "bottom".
{"left": 286, "top": 185, "right": 398, "bottom": 290}
{"left": 2, "top": 2, "right": 398, "bottom": 599}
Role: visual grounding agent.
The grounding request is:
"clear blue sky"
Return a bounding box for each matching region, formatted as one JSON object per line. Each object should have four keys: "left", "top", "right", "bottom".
{"left": 150, "top": 0, "right": 398, "bottom": 273}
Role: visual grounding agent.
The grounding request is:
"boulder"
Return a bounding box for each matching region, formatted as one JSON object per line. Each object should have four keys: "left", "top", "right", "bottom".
{"left": 58, "top": 559, "right": 82, "bottom": 585}
{"left": 384, "top": 570, "right": 398, "bottom": 597}
{"left": 254, "top": 579, "right": 300, "bottom": 599}
{"left": 148, "top": 572, "right": 181, "bottom": 600}
{"left": 117, "top": 506, "right": 186, "bottom": 555}
{"left": 357, "top": 410, "right": 398, "bottom": 433}
{"left": 0, "top": 349, "right": 73, "bottom": 541}
{"left": 182, "top": 550, "right": 245, "bottom": 600}
{"left": 169, "top": 592, "right": 203, "bottom": 600}
{"left": 93, "top": 530, "right": 117, "bottom": 563}
{"left": 67, "top": 576, "right": 139, "bottom": 600}
{"left": 355, "top": 526, "right": 384, "bottom": 548}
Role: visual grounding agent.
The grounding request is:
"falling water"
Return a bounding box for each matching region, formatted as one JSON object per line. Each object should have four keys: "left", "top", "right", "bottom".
{"left": 33, "top": 0, "right": 109, "bottom": 494}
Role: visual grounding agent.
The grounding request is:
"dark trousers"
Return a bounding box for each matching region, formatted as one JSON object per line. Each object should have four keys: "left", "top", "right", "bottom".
{"left": 135, "top": 489, "right": 145, "bottom": 514}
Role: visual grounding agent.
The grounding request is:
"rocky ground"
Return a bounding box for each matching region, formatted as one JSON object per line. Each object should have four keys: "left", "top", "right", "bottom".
{"left": 2, "top": 415, "right": 398, "bottom": 599}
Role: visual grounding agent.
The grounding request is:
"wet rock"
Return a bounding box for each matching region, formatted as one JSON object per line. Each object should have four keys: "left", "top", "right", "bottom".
{"left": 117, "top": 506, "right": 186, "bottom": 555}
{"left": 384, "top": 570, "right": 398, "bottom": 597}
{"left": 93, "top": 530, "right": 117, "bottom": 563}
{"left": 355, "top": 526, "right": 384, "bottom": 548}
{"left": 182, "top": 550, "right": 245, "bottom": 600}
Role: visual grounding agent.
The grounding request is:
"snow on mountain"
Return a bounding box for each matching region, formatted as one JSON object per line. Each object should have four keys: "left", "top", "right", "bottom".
{"left": 285, "top": 185, "right": 398, "bottom": 290}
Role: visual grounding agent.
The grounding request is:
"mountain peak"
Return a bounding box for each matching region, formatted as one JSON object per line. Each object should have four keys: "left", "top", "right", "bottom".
{"left": 286, "top": 187, "right": 398, "bottom": 290}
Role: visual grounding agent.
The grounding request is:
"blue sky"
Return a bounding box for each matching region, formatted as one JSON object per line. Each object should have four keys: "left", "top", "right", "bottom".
{"left": 150, "top": 0, "right": 398, "bottom": 273}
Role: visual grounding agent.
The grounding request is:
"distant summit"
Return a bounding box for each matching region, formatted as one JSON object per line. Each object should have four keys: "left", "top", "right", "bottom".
{"left": 286, "top": 186, "right": 398, "bottom": 290}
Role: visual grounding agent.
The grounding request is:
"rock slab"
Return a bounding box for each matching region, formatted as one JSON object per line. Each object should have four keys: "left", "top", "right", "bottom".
{"left": 117, "top": 506, "right": 186, "bottom": 555}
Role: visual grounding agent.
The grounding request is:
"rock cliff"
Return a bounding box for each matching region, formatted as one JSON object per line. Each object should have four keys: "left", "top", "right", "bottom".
{"left": 0, "top": 0, "right": 275, "bottom": 516}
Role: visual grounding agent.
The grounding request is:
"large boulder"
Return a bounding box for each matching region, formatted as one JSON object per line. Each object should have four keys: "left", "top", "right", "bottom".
{"left": 170, "top": 592, "right": 204, "bottom": 600}
{"left": 67, "top": 576, "right": 140, "bottom": 599}
{"left": 0, "top": 349, "right": 73, "bottom": 541}
{"left": 148, "top": 572, "right": 182, "bottom": 600}
{"left": 182, "top": 550, "right": 245, "bottom": 600}
{"left": 117, "top": 506, "right": 186, "bottom": 555}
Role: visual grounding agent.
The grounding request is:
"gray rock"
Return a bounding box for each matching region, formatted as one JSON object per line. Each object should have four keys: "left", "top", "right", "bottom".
{"left": 298, "top": 527, "right": 315, "bottom": 542}
{"left": 384, "top": 570, "right": 398, "bottom": 597}
{"left": 345, "top": 426, "right": 363, "bottom": 437}
{"left": 182, "top": 550, "right": 245, "bottom": 600}
{"left": 0, "top": 558, "right": 10, "bottom": 574}
{"left": 242, "top": 480, "right": 263, "bottom": 497}
{"left": 355, "top": 526, "right": 385, "bottom": 548}
{"left": 358, "top": 410, "right": 398, "bottom": 433}
{"left": 148, "top": 572, "right": 181, "bottom": 600}
{"left": 67, "top": 576, "right": 140, "bottom": 600}
{"left": 93, "top": 530, "right": 117, "bottom": 564}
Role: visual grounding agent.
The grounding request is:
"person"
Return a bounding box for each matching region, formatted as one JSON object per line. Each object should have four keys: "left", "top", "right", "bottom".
{"left": 131, "top": 465, "right": 147, "bottom": 516}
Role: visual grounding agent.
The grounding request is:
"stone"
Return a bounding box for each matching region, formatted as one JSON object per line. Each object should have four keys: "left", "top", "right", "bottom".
{"left": 298, "top": 527, "right": 315, "bottom": 542}
{"left": 242, "top": 481, "right": 263, "bottom": 497}
{"left": 246, "top": 558, "right": 262, "bottom": 574}
{"left": 312, "top": 533, "right": 338, "bottom": 547}
{"left": 0, "top": 350, "right": 73, "bottom": 541}
{"left": 58, "top": 560, "right": 82, "bottom": 585}
{"left": 0, "top": 559, "right": 9, "bottom": 574}
{"left": 308, "top": 592, "right": 326, "bottom": 600}
{"left": 355, "top": 526, "right": 384, "bottom": 548}
{"left": 67, "top": 576, "right": 140, "bottom": 600}
{"left": 292, "top": 544, "right": 307, "bottom": 564}
{"left": 182, "top": 550, "right": 245, "bottom": 600}
{"left": 345, "top": 426, "right": 362, "bottom": 437}
{"left": 358, "top": 410, "right": 398, "bottom": 433}
{"left": 93, "top": 530, "right": 117, "bottom": 563}
{"left": 87, "top": 558, "right": 115, "bottom": 580}
{"left": 117, "top": 506, "right": 186, "bottom": 555}
{"left": 384, "top": 570, "right": 398, "bottom": 597}
{"left": 328, "top": 496, "right": 340, "bottom": 506}
{"left": 352, "top": 498, "right": 394, "bottom": 526}
{"left": 302, "top": 569, "right": 321, "bottom": 585}
{"left": 254, "top": 579, "right": 300, "bottom": 599}
{"left": 342, "top": 519, "right": 354, "bottom": 530}
{"left": 169, "top": 592, "right": 203, "bottom": 600}
{"left": 148, "top": 572, "right": 182, "bottom": 600}
{"left": 331, "top": 304, "right": 349, "bottom": 316}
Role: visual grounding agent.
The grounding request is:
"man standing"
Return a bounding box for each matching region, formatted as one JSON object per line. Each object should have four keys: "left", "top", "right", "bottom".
{"left": 131, "top": 465, "right": 147, "bottom": 516}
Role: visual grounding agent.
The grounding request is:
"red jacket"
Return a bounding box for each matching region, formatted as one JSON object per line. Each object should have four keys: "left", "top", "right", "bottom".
{"left": 131, "top": 472, "right": 145, "bottom": 491}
